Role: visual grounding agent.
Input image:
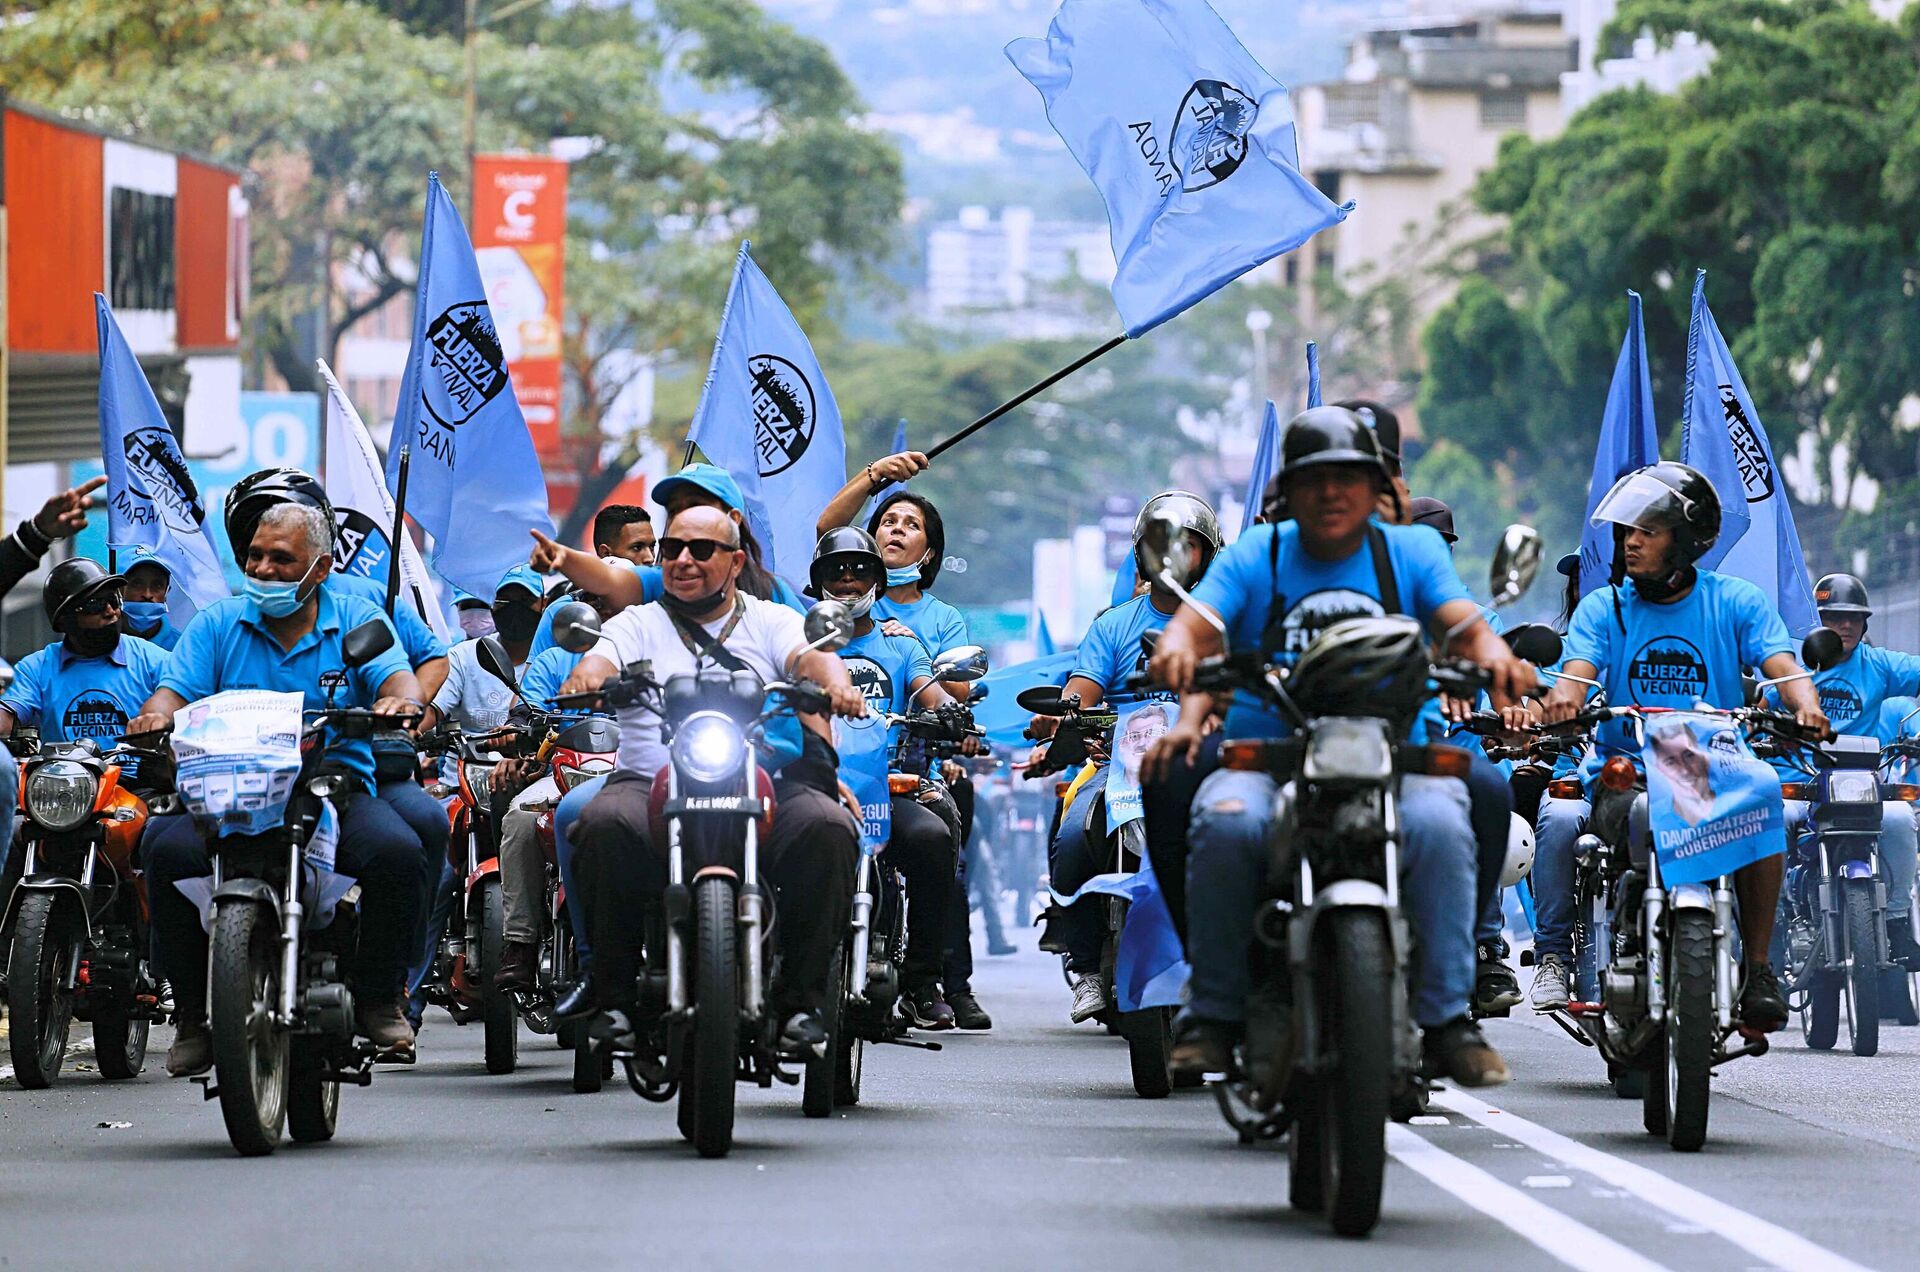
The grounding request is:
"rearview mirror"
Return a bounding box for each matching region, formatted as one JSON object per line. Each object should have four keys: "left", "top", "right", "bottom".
{"left": 342, "top": 619, "right": 396, "bottom": 670}
{"left": 931, "top": 644, "right": 990, "bottom": 684}
{"left": 1504, "top": 623, "right": 1563, "bottom": 668}
{"left": 548, "top": 601, "right": 603, "bottom": 655}
{"left": 476, "top": 636, "right": 520, "bottom": 692}
{"left": 1138, "top": 512, "right": 1199, "bottom": 592}
{"left": 1488, "top": 524, "right": 1544, "bottom": 608}
{"left": 804, "top": 599, "right": 855, "bottom": 653}
{"left": 1017, "top": 684, "right": 1069, "bottom": 716}
{"left": 1802, "top": 627, "right": 1845, "bottom": 673}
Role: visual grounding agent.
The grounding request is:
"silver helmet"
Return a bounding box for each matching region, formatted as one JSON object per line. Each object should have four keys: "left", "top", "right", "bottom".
{"left": 1132, "top": 490, "right": 1221, "bottom": 581}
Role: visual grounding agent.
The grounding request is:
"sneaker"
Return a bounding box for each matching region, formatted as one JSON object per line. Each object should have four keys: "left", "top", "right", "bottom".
{"left": 1890, "top": 916, "right": 1920, "bottom": 971}
{"left": 589, "top": 1007, "right": 640, "bottom": 1052}
{"left": 165, "top": 1021, "right": 213, "bottom": 1077}
{"left": 1739, "top": 960, "right": 1788, "bottom": 1032}
{"left": 1529, "top": 953, "right": 1571, "bottom": 1012}
{"left": 492, "top": 939, "right": 538, "bottom": 991}
{"left": 779, "top": 1010, "right": 829, "bottom": 1057}
{"left": 948, "top": 989, "right": 992, "bottom": 1031}
{"left": 987, "top": 936, "right": 1017, "bottom": 957}
{"left": 1169, "top": 1016, "right": 1237, "bottom": 1079}
{"left": 905, "top": 989, "right": 955, "bottom": 1031}
{"left": 1069, "top": 973, "right": 1110, "bottom": 1024}
{"left": 1423, "top": 1017, "right": 1511, "bottom": 1088}
{"left": 1474, "top": 944, "right": 1521, "bottom": 1016}
{"left": 356, "top": 999, "right": 417, "bottom": 1053}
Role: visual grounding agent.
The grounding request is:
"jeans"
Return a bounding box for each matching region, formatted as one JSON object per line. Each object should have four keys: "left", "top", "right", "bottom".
{"left": 499, "top": 774, "right": 560, "bottom": 944}
{"left": 1140, "top": 733, "right": 1224, "bottom": 951}
{"left": 145, "top": 792, "right": 427, "bottom": 1021}
{"left": 1048, "top": 769, "right": 1111, "bottom": 974}
{"left": 1186, "top": 769, "right": 1477, "bottom": 1029}
{"left": 1529, "top": 795, "right": 1590, "bottom": 963}
{"left": 380, "top": 778, "right": 451, "bottom": 973}
{"left": 887, "top": 788, "right": 960, "bottom": 993}
{"left": 555, "top": 775, "right": 603, "bottom": 964}
{"left": 1465, "top": 753, "right": 1513, "bottom": 947}
{"left": 0, "top": 759, "right": 16, "bottom": 876}
{"left": 1783, "top": 799, "right": 1918, "bottom": 916}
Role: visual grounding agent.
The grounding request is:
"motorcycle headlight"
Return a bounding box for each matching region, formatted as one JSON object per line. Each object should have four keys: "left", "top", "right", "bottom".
{"left": 26, "top": 760, "right": 97, "bottom": 832}
{"left": 556, "top": 759, "right": 613, "bottom": 793}
{"left": 672, "top": 714, "right": 746, "bottom": 784}
{"left": 1827, "top": 771, "right": 1880, "bottom": 805}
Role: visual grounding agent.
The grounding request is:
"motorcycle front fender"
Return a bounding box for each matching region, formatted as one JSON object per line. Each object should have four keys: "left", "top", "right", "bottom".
{"left": 1668, "top": 881, "right": 1715, "bottom": 912}
{"left": 211, "top": 877, "right": 281, "bottom": 910}
{"left": 2, "top": 875, "right": 94, "bottom": 941}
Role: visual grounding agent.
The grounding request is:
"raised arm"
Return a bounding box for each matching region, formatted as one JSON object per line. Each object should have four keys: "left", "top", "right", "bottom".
{"left": 815, "top": 451, "right": 928, "bottom": 538}
{"left": 529, "top": 529, "right": 645, "bottom": 608}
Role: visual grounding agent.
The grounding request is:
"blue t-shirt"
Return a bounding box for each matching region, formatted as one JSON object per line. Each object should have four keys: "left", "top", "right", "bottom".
{"left": 326, "top": 574, "right": 446, "bottom": 670}
{"left": 124, "top": 614, "right": 183, "bottom": 651}
{"left": 1564, "top": 573, "right": 1792, "bottom": 774}
{"left": 1189, "top": 522, "right": 1468, "bottom": 737}
{"left": 1764, "top": 641, "right": 1920, "bottom": 775}
{"left": 528, "top": 564, "right": 664, "bottom": 660}
{"left": 1072, "top": 593, "right": 1176, "bottom": 707}
{"left": 874, "top": 592, "right": 969, "bottom": 660}
{"left": 160, "top": 591, "right": 413, "bottom": 789}
{"left": 521, "top": 645, "right": 585, "bottom": 711}
{"left": 1, "top": 636, "right": 170, "bottom": 748}
{"left": 838, "top": 623, "right": 933, "bottom": 751}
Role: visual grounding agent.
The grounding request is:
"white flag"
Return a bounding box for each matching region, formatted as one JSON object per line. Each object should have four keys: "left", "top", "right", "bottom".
{"left": 317, "top": 359, "right": 450, "bottom": 640}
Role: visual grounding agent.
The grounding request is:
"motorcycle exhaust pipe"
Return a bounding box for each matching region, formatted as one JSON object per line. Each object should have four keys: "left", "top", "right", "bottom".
{"left": 280, "top": 838, "right": 304, "bottom": 1025}
{"left": 849, "top": 856, "right": 874, "bottom": 998}
{"left": 1712, "top": 877, "right": 1736, "bottom": 1032}
{"left": 1643, "top": 875, "right": 1667, "bottom": 1023}
{"left": 666, "top": 821, "right": 687, "bottom": 1013}
{"left": 740, "top": 817, "right": 764, "bottom": 1019}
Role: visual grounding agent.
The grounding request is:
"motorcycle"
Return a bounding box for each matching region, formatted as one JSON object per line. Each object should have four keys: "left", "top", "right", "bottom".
{"left": 1131, "top": 514, "right": 1543, "bottom": 1237}
{"left": 3, "top": 734, "right": 172, "bottom": 1085}
{"left": 152, "top": 618, "right": 414, "bottom": 1156}
{"left": 418, "top": 719, "right": 514, "bottom": 1068}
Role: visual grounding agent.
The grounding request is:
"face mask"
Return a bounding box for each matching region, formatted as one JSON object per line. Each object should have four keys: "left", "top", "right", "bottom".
{"left": 886, "top": 557, "right": 926, "bottom": 588}
{"left": 844, "top": 585, "right": 878, "bottom": 619}
{"left": 66, "top": 624, "right": 120, "bottom": 658}
{"left": 458, "top": 608, "right": 497, "bottom": 639}
{"left": 660, "top": 588, "right": 730, "bottom": 619}
{"left": 121, "top": 600, "right": 168, "bottom": 634}
{"left": 492, "top": 604, "right": 539, "bottom": 644}
{"left": 243, "top": 556, "right": 322, "bottom": 620}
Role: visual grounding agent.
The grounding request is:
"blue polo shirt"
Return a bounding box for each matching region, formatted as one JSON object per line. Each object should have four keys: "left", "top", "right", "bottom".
{"left": 528, "top": 563, "right": 665, "bottom": 660}
{"left": 1, "top": 636, "right": 170, "bottom": 748}
{"left": 326, "top": 573, "right": 446, "bottom": 670}
{"left": 522, "top": 645, "right": 585, "bottom": 711}
{"left": 123, "top": 613, "right": 184, "bottom": 651}
{"left": 160, "top": 590, "right": 413, "bottom": 788}
{"left": 1072, "top": 593, "right": 1175, "bottom": 707}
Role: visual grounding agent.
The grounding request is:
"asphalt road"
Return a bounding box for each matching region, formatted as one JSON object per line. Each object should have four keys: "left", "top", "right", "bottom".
{"left": 4, "top": 931, "right": 1918, "bottom": 1272}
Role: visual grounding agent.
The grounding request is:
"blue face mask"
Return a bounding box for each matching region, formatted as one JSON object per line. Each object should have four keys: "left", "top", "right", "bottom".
{"left": 243, "top": 558, "right": 322, "bottom": 620}
{"left": 886, "top": 560, "right": 926, "bottom": 588}
{"left": 121, "top": 600, "right": 168, "bottom": 633}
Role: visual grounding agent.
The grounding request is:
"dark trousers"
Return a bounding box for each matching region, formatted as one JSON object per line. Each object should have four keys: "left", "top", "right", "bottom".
{"left": 1050, "top": 773, "right": 1110, "bottom": 974}
{"left": 887, "top": 789, "right": 959, "bottom": 994}
{"left": 571, "top": 769, "right": 858, "bottom": 1015}
{"left": 1141, "top": 733, "right": 1223, "bottom": 951}
{"left": 379, "top": 778, "right": 451, "bottom": 964}
{"left": 144, "top": 794, "right": 427, "bottom": 1021}
{"left": 943, "top": 777, "right": 977, "bottom": 992}
{"left": 1464, "top": 751, "right": 1514, "bottom": 949}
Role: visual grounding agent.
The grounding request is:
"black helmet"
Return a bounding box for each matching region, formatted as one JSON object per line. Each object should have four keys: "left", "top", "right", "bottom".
{"left": 1814, "top": 572, "right": 1871, "bottom": 617}
{"left": 1591, "top": 461, "right": 1721, "bottom": 567}
{"left": 811, "top": 527, "right": 884, "bottom": 616}
{"left": 224, "top": 467, "right": 334, "bottom": 561}
{"left": 1276, "top": 406, "right": 1394, "bottom": 487}
{"left": 44, "top": 557, "right": 127, "bottom": 631}
{"left": 1290, "top": 615, "right": 1429, "bottom": 723}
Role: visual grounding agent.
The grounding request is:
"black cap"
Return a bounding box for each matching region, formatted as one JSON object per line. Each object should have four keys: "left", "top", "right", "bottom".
{"left": 1407, "top": 497, "right": 1456, "bottom": 544}
{"left": 1336, "top": 399, "right": 1401, "bottom": 475}
{"left": 44, "top": 557, "right": 126, "bottom": 631}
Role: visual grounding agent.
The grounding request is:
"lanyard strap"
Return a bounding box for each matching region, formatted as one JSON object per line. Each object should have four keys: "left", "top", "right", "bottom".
{"left": 666, "top": 594, "right": 749, "bottom": 672}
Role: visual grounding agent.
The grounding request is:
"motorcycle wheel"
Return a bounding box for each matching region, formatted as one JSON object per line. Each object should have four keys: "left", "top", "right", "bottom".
{"left": 677, "top": 1032, "right": 700, "bottom": 1142}
{"left": 1802, "top": 973, "right": 1841, "bottom": 1050}
{"left": 1318, "top": 909, "right": 1392, "bottom": 1236}
{"left": 1287, "top": 1088, "right": 1326, "bottom": 1214}
{"left": 835, "top": 1018, "right": 864, "bottom": 1108}
{"left": 209, "top": 901, "right": 288, "bottom": 1157}
{"left": 1883, "top": 968, "right": 1919, "bottom": 1025}
{"left": 93, "top": 1008, "right": 149, "bottom": 1080}
{"left": 1607, "top": 1062, "right": 1646, "bottom": 1101}
{"left": 5, "top": 891, "right": 76, "bottom": 1089}
{"left": 478, "top": 878, "right": 519, "bottom": 1075}
{"left": 1660, "top": 910, "right": 1714, "bottom": 1152}
{"left": 1119, "top": 1006, "right": 1174, "bottom": 1099}
{"left": 688, "top": 876, "right": 739, "bottom": 1158}
{"left": 559, "top": 1020, "right": 602, "bottom": 1094}
{"left": 803, "top": 944, "right": 846, "bottom": 1118}
{"left": 287, "top": 1040, "right": 340, "bottom": 1143}
{"left": 1844, "top": 879, "right": 1880, "bottom": 1057}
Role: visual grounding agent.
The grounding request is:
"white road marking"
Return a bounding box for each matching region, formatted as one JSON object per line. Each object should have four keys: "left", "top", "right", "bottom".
{"left": 1388, "top": 1125, "right": 1673, "bottom": 1272}
{"left": 1434, "top": 1087, "right": 1876, "bottom": 1272}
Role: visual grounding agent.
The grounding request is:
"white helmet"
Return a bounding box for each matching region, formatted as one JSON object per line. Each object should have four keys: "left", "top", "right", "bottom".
{"left": 1500, "top": 813, "right": 1535, "bottom": 888}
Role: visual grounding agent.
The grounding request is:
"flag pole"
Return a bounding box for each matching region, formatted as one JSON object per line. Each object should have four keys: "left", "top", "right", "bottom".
{"left": 925, "top": 334, "right": 1127, "bottom": 460}
{"left": 386, "top": 446, "right": 411, "bottom": 617}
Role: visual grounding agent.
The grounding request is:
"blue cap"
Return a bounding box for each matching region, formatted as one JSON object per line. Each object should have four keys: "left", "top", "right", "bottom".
{"left": 496, "top": 564, "right": 545, "bottom": 600}
{"left": 652, "top": 463, "right": 744, "bottom": 513}
{"left": 121, "top": 545, "right": 172, "bottom": 576}
{"left": 1555, "top": 552, "right": 1580, "bottom": 578}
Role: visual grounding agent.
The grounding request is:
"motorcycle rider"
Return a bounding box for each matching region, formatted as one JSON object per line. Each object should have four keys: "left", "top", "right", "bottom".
{"left": 128, "top": 502, "right": 429, "bottom": 1073}
{"left": 1768, "top": 573, "right": 1920, "bottom": 968}
{"left": 1145, "top": 407, "right": 1533, "bottom": 1085}
{"left": 118, "top": 546, "right": 184, "bottom": 650}
{"left": 1035, "top": 492, "right": 1219, "bottom": 1025}
{"left": 559, "top": 506, "right": 866, "bottom": 1054}
{"left": 1530, "top": 462, "right": 1829, "bottom": 1028}
{"left": 593, "top": 503, "right": 656, "bottom": 567}
{"left": 811, "top": 527, "right": 971, "bottom": 1030}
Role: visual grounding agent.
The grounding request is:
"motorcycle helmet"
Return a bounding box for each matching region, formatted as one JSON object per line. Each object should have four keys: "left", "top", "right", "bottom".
{"left": 1267, "top": 407, "right": 1399, "bottom": 523}
{"left": 1813, "top": 572, "right": 1871, "bottom": 618}
{"left": 1132, "top": 490, "right": 1221, "bottom": 583}
{"left": 1591, "top": 461, "right": 1721, "bottom": 568}
{"left": 44, "top": 557, "right": 127, "bottom": 632}
{"left": 224, "top": 467, "right": 335, "bottom": 561}
{"left": 1500, "top": 813, "right": 1535, "bottom": 888}
{"left": 810, "top": 526, "right": 885, "bottom": 618}
{"left": 1288, "top": 615, "right": 1429, "bottom": 722}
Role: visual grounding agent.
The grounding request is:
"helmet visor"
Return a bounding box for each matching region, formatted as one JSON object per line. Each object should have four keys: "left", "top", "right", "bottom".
{"left": 1591, "top": 471, "right": 1699, "bottom": 534}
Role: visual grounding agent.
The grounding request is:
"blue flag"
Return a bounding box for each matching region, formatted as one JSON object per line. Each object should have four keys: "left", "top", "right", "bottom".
{"left": 688, "top": 241, "right": 847, "bottom": 582}
{"left": 974, "top": 651, "right": 1080, "bottom": 750}
{"left": 1007, "top": 0, "right": 1351, "bottom": 337}
{"left": 95, "top": 295, "right": 228, "bottom": 615}
{"left": 1240, "top": 398, "right": 1280, "bottom": 534}
{"left": 1305, "top": 339, "right": 1322, "bottom": 408}
{"left": 1577, "top": 291, "right": 1661, "bottom": 597}
{"left": 387, "top": 174, "right": 554, "bottom": 599}
{"left": 1680, "top": 271, "right": 1818, "bottom": 636}
{"left": 1049, "top": 853, "right": 1188, "bottom": 1010}
{"left": 1035, "top": 610, "right": 1057, "bottom": 657}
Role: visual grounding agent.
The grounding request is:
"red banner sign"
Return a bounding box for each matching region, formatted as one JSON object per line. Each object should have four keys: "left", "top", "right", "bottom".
{"left": 472, "top": 154, "right": 568, "bottom": 457}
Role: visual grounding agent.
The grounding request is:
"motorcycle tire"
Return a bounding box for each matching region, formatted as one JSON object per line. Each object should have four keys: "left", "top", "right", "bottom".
{"left": 803, "top": 945, "right": 846, "bottom": 1118}
{"left": 210, "top": 901, "right": 288, "bottom": 1157}
{"left": 1802, "top": 973, "right": 1841, "bottom": 1051}
{"left": 677, "top": 1032, "right": 700, "bottom": 1143}
{"left": 1119, "top": 1006, "right": 1174, "bottom": 1099}
{"left": 689, "top": 876, "right": 739, "bottom": 1159}
{"left": 1287, "top": 1086, "right": 1326, "bottom": 1214}
{"left": 835, "top": 1017, "right": 864, "bottom": 1108}
{"left": 1844, "top": 879, "right": 1880, "bottom": 1057}
{"left": 1319, "top": 908, "right": 1392, "bottom": 1236}
{"left": 5, "top": 891, "right": 76, "bottom": 1089}
{"left": 1389, "top": 1083, "right": 1430, "bottom": 1124}
{"left": 1660, "top": 910, "right": 1715, "bottom": 1152}
{"left": 571, "top": 1025, "right": 603, "bottom": 1094}
{"left": 287, "top": 1039, "right": 340, "bottom": 1143}
{"left": 93, "top": 1007, "right": 149, "bottom": 1081}
{"left": 478, "top": 878, "right": 519, "bottom": 1075}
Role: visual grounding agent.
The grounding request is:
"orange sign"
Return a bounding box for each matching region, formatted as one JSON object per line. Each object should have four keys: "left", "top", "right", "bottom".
{"left": 472, "top": 154, "right": 568, "bottom": 456}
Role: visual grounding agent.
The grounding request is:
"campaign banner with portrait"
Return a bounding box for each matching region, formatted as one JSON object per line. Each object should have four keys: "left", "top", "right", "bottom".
{"left": 1641, "top": 711, "right": 1785, "bottom": 886}
{"left": 1105, "top": 700, "right": 1173, "bottom": 828}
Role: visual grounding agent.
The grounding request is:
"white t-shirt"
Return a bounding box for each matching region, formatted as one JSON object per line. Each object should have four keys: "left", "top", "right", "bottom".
{"left": 589, "top": 595, "right": 807, "bottom": 776}
{"left": 432, "top": 638, "right": 527, "bottom": 732}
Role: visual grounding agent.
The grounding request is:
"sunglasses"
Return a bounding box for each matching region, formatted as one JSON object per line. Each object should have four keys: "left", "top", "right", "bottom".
{"left": 71, "top": 592, "right": 124, "bottom": 616}
{"left": 823, "top": 559, "right": 880, "bottom": 582}
{"left": 658, "top": 537, "right": 741, "bottom": 563}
